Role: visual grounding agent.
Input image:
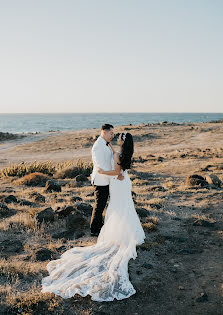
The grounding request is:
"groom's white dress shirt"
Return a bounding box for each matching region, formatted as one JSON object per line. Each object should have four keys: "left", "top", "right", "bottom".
{"left": 91, "top": 136, "right": 113, "bottom": 186}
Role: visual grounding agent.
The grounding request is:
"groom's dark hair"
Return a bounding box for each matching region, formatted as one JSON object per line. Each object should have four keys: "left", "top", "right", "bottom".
{"left": 101, "top": 124, "right": 114, "bottom": 130}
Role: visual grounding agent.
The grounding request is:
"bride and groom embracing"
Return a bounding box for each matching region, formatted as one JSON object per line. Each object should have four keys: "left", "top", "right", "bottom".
{"left": 41, "top": 124, "right": 145, "bottom": 302}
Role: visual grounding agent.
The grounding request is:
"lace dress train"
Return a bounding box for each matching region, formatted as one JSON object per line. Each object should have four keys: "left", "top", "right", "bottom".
{"left": 41, "top": 170, "right": 145, "bottom": 302}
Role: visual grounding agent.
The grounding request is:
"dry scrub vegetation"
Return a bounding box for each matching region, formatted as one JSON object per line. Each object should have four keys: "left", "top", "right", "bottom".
{"left": 0, "top": 121, "right": 223, "bottom": 314}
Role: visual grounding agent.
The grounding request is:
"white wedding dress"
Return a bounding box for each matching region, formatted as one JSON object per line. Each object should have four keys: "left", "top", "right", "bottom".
{"left": 41, "top": 162, "right": 145, "bottom": 302}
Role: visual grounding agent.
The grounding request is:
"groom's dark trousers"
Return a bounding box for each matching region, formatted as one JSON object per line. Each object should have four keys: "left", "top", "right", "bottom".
{"left": 90, "top": 185, "right": 109, "bottom": 234}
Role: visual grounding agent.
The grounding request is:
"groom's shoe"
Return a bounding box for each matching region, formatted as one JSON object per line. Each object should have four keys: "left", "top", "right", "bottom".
{"left": 91, "top": 232, "right": 99, "bottom": 237}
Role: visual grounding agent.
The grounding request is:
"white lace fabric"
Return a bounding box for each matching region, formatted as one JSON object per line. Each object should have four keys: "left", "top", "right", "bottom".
{"left": 41, "top": 166, "right": 145, "bottom": 302}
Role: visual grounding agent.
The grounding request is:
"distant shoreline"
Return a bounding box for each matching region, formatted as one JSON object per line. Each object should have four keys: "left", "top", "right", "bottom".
{"left": 1, "top": 118, "right": 223, "bottom": 143}
{"left": 1, "top": 117, "right": 223, "bottom": 137}
{"left": 1, "top": 112, "right": 223, "bottom": 134}
{"left": 0, "top": 119, "right": 223, "bottom": 169}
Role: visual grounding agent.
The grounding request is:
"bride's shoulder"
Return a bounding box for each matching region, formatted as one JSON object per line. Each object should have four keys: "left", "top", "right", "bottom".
{"left": 114, "top": 151, "right": 121, "bottom": 161}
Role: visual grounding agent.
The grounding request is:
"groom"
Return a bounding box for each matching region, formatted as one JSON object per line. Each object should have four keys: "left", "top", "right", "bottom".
{"left": 90, "top": 124, "right": 114, "bottom": 236}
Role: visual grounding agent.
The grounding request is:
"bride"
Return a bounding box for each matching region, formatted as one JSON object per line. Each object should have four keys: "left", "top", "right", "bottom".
{"left": 41, "top": 132, "right": 145, "bottom": 302}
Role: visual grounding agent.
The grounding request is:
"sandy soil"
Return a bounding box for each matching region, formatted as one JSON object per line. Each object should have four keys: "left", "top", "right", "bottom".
{"left": 0, "top": 121, "right": 223, "bottom": 314}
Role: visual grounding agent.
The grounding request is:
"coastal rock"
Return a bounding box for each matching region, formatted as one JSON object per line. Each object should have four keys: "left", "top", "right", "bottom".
{"left": 136, "top": 207, "right": 149, "bottom": 218}
{"left": 148, "top": 186, "right": 166, "bottom": 192}
{"left": 75, "top": 174, "right": 89, "bottom": 182}
{"left": 76, "top": 203, "right": 93, "bottom": 216}
{"left": 45, "top": 180, "right": 61, "bottom": 193}
{"left": 0, "top": 202, "right": 16, "bottom": 219}
{"left": 157, "top": 156, "right": 164, "bottom": 162}
{"left": 36, "top": 207, "right": 55, "bottom": 223}
{"left": 34, "top": 248, "right": 55, "bottom": 261}
{"left": 0, "top": 131, "right": 23, "bottom": 141}
{"left": 72, "top": 175, "right": 90, "bottom": 187}
{"left": 19, "top": 199, "right": 37, "bottom": 207}
{"left": 66, "top": 213, "right": 88, "bottom": 231}
{"left": 0, "top": 239, "right": 23, "bottom": 254}
{"left": 186, "top": 175, "right": 209, "bottom": 188}
{"left": 0, "top": 202, "right": 9, "bottom": 211}
{"left": 55, "top": 205, "right": 76, "bottom": 217}
{"left": 1, "top": 195, "right": 18, "bottom": 204}
{"left": 205, "top": 174, "right": 222, "bottom": 187}
{"left": 29, "top": 192, "right": 46, "bottom": 203}
{"left": 70, "top": 196, "right": 83, "bottom": 202}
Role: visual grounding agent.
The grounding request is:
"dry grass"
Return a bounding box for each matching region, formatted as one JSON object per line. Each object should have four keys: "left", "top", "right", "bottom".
{"left": 0, "top": 212, "right": 38, "bottom": 231}
{"left": 0, "top": 259, "right": 44, "bottom": 278}
{"left": 142, "top": 216, "right": 159, "bottom": 232}
{"left": 54, "top": 160, "right": 93, "bottom": 179}
{"left": 0, "top": 161, "right": 55, "bottom": 177}
{"left": 0, "top": 121, "right": 222, "bottom": 314}
{"left": 164, "top": 180, "right": 176, "bottom": 189}
{"left": 0, "top": 159, "right": 93, "bottom": 179}
{"left": 192, "top": 213, "right": 216, "bottom": 223}
{"left": 14, "top": 172, "right": 50, "bottom": 186}
{"left": 142, "top": 222, "right": 158, "bottom": 232}
{"left": 5, "top": 282, "right": 61, "bottom": 314}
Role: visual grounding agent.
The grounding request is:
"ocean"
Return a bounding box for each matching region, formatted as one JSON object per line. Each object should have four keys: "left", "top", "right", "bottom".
{"left": 0, "top": 113, "right": 222, "bottom": 134}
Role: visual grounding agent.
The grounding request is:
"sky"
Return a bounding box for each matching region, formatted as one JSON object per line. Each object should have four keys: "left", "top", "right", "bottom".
{"left": 0, "top": 0, "right": 222, "bottom": 113}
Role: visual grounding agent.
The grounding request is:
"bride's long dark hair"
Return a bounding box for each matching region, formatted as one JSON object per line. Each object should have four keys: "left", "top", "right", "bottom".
{"left": 119, "top": 132, "right": 134, "bottom": 171}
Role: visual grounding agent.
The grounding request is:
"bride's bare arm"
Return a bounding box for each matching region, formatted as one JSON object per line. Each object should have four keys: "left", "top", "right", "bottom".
{"left": 98, "top": 152, "right": 121, "bottom": 176}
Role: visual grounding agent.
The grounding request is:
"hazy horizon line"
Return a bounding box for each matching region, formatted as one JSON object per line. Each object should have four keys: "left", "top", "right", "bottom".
{"left": 0, "top": 111, "right": 223, "bottom": 115}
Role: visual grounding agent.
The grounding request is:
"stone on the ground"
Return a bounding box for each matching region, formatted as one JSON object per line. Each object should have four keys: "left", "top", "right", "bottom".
{"left": 75, "top": 174, "right": 89, "bottom": 182}
{"left": 55, "top": 205, "right": 76, "bottom": 217}
{"left": 34, "top": 248, "right": 55, "bottom": 261}
{"left": 0, "top": 239, "right": 23, "bottom": 254}
{"left": 136, "top": 207, "right": 149, "bottom": 218}
{"left": 186, "top": 174, "right": 209, "bottom": 187}
{"left": 66, "top": 212, "right": 88, "bottom": 230}
{"left": 19, "top": 199, "right": 37, "bottom": 207}
{"left": 70, "top": 196, "right": 83, "bottom": 202}
{"left": 30, "top": 192, "right": 46, "bottom": 203}
{"left": 148, "top": 186, "right": 166, "bottom": 191}
{"left": 1, "top": 195, "right": 17, "bottom": 204}
{"left": 45, "top": 180, "right": 61, "bottom": 192}
{"left": 76, "top": 203, "right": 93, "bottom": 216}
{"left": 205, "top": 174, "right": 222, "bottom": 187}
{"left": 36, "top": 207, "right": 55, "bottom": 223}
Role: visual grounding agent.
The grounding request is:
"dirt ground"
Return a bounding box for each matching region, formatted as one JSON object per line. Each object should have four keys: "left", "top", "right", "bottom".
{"left": 0, "top": 121, "right": 222, "bottom": 314}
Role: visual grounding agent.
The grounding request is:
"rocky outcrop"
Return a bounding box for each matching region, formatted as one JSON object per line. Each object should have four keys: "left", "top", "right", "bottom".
{"left": 55, "top": 205, "right": 76, "bottom": 217}
{"left": 76, "top": 203, "right": 93, "bottom": 216}
{"left": 36, "top": 207, "right": 55, "bottom": 223}
{"left": 186, "top": 175, "right": 209, "bottom": 188}
{"left": 205, "top": 174, "right": 222, "bottom": 187}
{"left": 29, "top": 192, "right": 46, "bottom": 203}
{"left": 45, "top": 180, "right": 61, "bottom": 192}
